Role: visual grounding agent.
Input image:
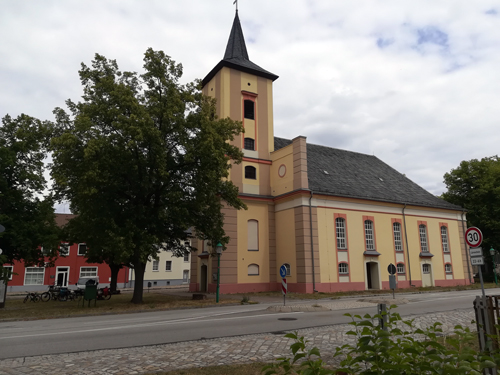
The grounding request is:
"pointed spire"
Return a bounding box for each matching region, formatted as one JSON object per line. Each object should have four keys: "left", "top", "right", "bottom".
{"left": 223, "top": 11, "right": 249, "bottom": 60}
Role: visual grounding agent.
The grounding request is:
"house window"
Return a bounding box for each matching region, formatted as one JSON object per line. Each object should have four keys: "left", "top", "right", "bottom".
{"left": 152, "top": 260, "right": 159, "bottom": 271}
{"left": 78, "top": 243, "right": 87, "bottom": 256}
{"left": 3, "top": 266, "right": 13, "bottom": 280}
{"left": 59, "top": 242, "right": 70, "bottom": 256}
{"left": 419, "top": 225, "right": 428, "bottom": 252}
{"left": 166, "top": 261, "right": 172, "bottom": 271}
{"left": 80, "top": 267, "right": 97, "bottom": 278}
{"left": 441, "top": 226, "right": 449, "bottom": 253}
{"left": 335, "top": 218, "right": 347, "bottom": 249}
{"left": 245, "top": 166, "right": 256, "bottom": 179}
{"left": 422, "top": 264, "right": 430, "bottom": 274}
{"left": 248, "top": 264, "right": 259, "bottom": 275}
{"left": 41, "top": 246, "right": 49, "bottom": 256}
{"left": 183, "top": 270, "right": 189, "bottom": 283}
{"left": 24, "top": 267, "right": 44, "bottom": 285}
{"left": 244, "top": 100, "right": 255, "bottom": 120}
{"left": 397, "top": 263, "right": 405, "bottom": 274}
{"left": 183, "top": 252, "right": 189, "bottom": 262}
{"left": 364, "top": 220, "right": 375, "bottom": 250}
{"left": 244, "top": 138, "right": 255, "bottom": 151}
{"left": 248, "top": 220, "right": 259, "bottom": 251}
{"left": 338, "top": 263, "right": 349, "bottom": 275}
{"left": 283, "top": 263, "right": 291, "bottom": 276}
{"left": 445, "top": 264, "right": 452, "bottom": 273}
{"left": 393, "top": 223, "right": 403, "bottom": 252}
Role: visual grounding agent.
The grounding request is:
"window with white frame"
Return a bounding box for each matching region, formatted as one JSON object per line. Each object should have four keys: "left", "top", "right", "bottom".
{"left": 283, "top": 263, "right": 291, "bottom": 276}
{"left": 397, "top": 263, "right": 405, "bottom": 274}
{"left": 3, "top": 266, "right": 13, "bottom": 280}
{"left": 248, "top": 264, "right": 259, "bottom": 275}
{"left": 335, "top": 218, "right": 347, "bottom": 249}
{"left": 24, "top": 267, "right": 44, "bottom": 285}
{"left": 393, "top": 222, "right": 403, "bottom": 252}
{"left": 78, "top": 243, "right": 87, "bottom": 256}
{"left": 364, "top": 220, "right": 375, "bottom": 250}
{"left": 419, "top": 225, "right": 428, "bottom": 252}
{"left": 422, "top": 264, "right": 430, "bottom": 274}
{"left": 183, "top": 270, "right": 189, "bottom": 283}
{"left": 441, "top": 226, "right": 449, "bottom": 252}
{"left": 445, "top": 264, "right": 452, "bottom": 273}
{"left": 183, "top": 253, "right": 189, "bottom": 262}
{"left": 166, "top": 261, "right": 172, "bottom": 271}
{"left": 59, "top": 242, "right": 70, "bottom": 256}
{"left": 80, "top": 267, "right": 97, "bottom": 278}
{"left": 152, "top": 260, "right": 159, "bottom": 271}
{"left": 338, "top": 263, "right": 349, "bottom": 275}
{"left": 41, "top": 246, "right": 49, "bottom": 256}
{"left": 245, "top": 166, "right": 257, "bottom": 180}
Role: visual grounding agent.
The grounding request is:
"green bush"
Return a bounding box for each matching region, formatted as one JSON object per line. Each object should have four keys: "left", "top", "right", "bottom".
{"left": 263, "top": 305, "right": 499, "bottom": 375}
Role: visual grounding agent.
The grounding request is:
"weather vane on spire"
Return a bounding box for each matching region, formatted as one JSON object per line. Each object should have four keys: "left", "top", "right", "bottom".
{"left": 233, "top": 0, "right": 238, "bottom": 12}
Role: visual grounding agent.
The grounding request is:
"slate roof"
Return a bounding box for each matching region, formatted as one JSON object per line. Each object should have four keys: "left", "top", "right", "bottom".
{"left": 202, "top": 11, "right": 278, "bottom": 87}
{"left": 274, "top": 137, "right": 462, "bottom": 211}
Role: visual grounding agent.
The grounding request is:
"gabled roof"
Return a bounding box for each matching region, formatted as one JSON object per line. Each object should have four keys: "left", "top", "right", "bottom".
{"left": 202, "top": 12, "right": 278, "bottom": 87}
{"left": 274, "top": 137, "right": 462, "bottom": 211}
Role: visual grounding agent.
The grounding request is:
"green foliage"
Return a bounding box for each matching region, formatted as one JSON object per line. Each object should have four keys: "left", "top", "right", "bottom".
{"left": 50, "top": 49, "right": 245, "bottom": 303}
{"left": 264, "top": 306, "right": 500, "bottom": 374}
{"left": 0, "top": 114, "right": 59, "bottom": 274}
{"left": 442, "top": 156, "right": 500, "bottom": 252}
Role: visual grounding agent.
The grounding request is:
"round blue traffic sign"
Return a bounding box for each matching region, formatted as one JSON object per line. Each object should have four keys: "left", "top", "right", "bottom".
{"left": 279, "top": 265, "right": 287, "bottom": 278}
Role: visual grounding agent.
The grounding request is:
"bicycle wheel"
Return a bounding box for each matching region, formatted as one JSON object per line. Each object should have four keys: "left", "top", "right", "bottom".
{"left": 103, "top": 293, "right": 111, "bottom": 300}
{"left": 23, "top": 294, "right": 29, "bottom": 303}
{"left": 40, "top": 292, "right": 51, "bottom": 302}
{"left": 33, "top": 294, "right": 40, "bottom": 302}
{"left": 58, "top": 294, "right": 67, "bottom": 302}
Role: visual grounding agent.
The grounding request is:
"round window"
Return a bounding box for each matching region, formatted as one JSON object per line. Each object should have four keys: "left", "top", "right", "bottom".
{"left": 278, "top": 164, "right": 286, "bottom": 178}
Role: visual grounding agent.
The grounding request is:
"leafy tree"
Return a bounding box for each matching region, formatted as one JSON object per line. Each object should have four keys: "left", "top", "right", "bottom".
{"left": 50, "top": 49, "right": 245, "bottom": 304}
{"left": 0, "top": 114, "right": 59, "bottom": 277}
{"left": 442, "top": 156, "right": 500, "bottom": 255}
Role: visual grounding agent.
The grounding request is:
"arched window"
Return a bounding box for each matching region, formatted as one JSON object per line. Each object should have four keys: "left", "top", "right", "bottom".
{"left": 393, "top": 222, "right": 403, "bottom": 252}
{"left": 364, "top": 220, "right": 375, "bottom": 250}
{"left": 244, "top": 138, "right": 255, "bottom": 151}
{"left": 397, "top": 263, "right": 405, "bottom": 274}
{"left": 441, "top": 226, "right": 449, "bottom": 252}
{"left": 335, "top": 218, "right": 347, "bottom": 249}
{"left": 244, "top": 100, "right": 255, "bottom": 119}
{"left": 248, "top": 220, "right": 259, "bottom": 251}
{"left": 419, "top": 225, "right": 428, "bottom": 252}
{"left": 338, "top": 263, "right": 349, "bottom": 274}
{"left": 282, "top": 263, "right": 291, "bottom": 276}
{"left": 245, "top": 166, "right": 256, "bottom": 179}
{"left": 248, "top": 264, "right": 259, "bottom": 275}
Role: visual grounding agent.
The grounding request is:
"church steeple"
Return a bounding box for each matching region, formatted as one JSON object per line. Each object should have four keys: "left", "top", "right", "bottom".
{"left": 202, "top": 11, "right": 278, "bottom": 87}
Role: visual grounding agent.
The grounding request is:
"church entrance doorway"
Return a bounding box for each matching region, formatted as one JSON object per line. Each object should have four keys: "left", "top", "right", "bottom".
{"left": 366, "top": 261, "right": 380, "bottom": 290}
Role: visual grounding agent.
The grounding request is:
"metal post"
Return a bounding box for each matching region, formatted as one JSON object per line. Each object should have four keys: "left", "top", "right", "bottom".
{"left": 216, "top": 253, "right": 220, "bottom": 303}
{"left": 479, "top": 267, "right": 486, "bottom": 298}
{"left": 491, "top": 247, "right": 497, "bottom": 286}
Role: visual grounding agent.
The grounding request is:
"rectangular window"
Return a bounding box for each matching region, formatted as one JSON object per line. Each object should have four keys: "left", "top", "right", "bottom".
{"left": 397, "top": 263, "right": 405, "bottom": 274}
{"left": 80, "top": 267, "right": 97, "bottom": 278}
{"left": 78, "top": 243, "right": 87, "bottom": 256}
{"left": 3, "top": 266, "right": 13, "bottom": 280}
{"left": 166, "top": 261, "right": 172, "bottom": 271}
{"left": 393, "top": 223, "right": 403, "bottom": 252}
{"left": 244, "top": 138, "right": 255, "bottom": 150}
{"left": 24, "top": 267, "right": 44, "bottom": 285}
{"left": 59, "top": 242, "right": 70, "bottom": 256}
{"left": 445, "top": 264, "right": 452, "bottom": 273}
{"left": 364, "top": 220, "right": 375, "bottom": 250}
{"left": 183, "top": 240, "right": 190, "bottom": 262}
{"left": 244, "top": 100, "right": 255, "bottom": 119}
{"left": 419, "top": 225, "right": 428, "bottom": 252}
{"left": 441, "top": 226, "right": 449, "bottom": 252}
{"left": 152, "top": 260, "right": 159, "bottom": 271}
{"left": 422, "top": 264, "right": 430, "bottom": 274}
{"left": 183, "top": 270, "right": 189, "bottom": 283}
{"left": 338, "top": 263, "right": 349, "bottom": 274}
{"left": 335, "top": 218, "right": 347, "bottom": 249}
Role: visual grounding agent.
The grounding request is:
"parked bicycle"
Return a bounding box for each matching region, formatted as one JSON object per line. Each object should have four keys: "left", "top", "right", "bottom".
{"left": 97, "top": 287, "right": 111, "bottom": 300}
{"left": 40, "top": 284, "right": 60, "bottom": 302}
{"left": 23, "top": 291, "right": 40, "bottom": 303}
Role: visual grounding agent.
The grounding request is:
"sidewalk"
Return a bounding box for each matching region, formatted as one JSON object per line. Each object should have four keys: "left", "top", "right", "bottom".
{"left": 0, "top": 297, "right": 475, "bottom": 375}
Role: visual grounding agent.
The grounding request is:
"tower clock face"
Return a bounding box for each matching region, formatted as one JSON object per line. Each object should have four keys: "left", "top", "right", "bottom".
{"left": 278, "top": 164, "right": 286, "bottom": 178}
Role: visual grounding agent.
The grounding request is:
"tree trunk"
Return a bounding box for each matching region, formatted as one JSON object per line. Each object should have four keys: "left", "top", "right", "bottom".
{"left": 108, "top": 263, "right": 121, "bottom": 293}
{"left": 131, "top": 261, "right": 146, "bottom": 304}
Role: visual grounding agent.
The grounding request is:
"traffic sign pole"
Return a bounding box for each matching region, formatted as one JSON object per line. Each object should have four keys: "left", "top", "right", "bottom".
{"left": 466, "top": 228, "right": 485, "bottom": 297}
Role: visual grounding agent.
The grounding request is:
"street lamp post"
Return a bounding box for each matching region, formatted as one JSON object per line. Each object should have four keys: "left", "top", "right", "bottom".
{"left": 490, "top": 247, "right": 497, "bottom": 286}
{"left": 215, "top": 242, "right": 222, "bottom": 303}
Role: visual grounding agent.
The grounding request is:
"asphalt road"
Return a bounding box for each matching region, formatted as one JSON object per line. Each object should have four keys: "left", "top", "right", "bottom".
{"left": 0, "top": 288, "right": 496, "bottom": 359}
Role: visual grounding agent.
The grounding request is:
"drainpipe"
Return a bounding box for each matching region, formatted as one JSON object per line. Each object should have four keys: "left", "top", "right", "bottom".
{"left": 309, "top": 191, "right": 317, "bottom": 292}
{"left": 461, "top": 210, "right": 472, "bottom": 284}
{"left": 402, "top": 203, "right": 415, "bottom": 286}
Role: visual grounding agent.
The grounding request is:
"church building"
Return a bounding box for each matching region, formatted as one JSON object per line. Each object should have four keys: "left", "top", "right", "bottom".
{"left": 189, "top": 11, "right": 471, "bottom": 294}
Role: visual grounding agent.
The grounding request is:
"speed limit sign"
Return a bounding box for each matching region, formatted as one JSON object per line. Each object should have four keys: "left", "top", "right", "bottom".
{"left": 465, "top": 227, "right": 483, "bottom": 248}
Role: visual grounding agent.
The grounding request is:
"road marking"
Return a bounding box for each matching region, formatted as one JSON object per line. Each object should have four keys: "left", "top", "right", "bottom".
{"left": 0, "top": 312, "right": 303, "bottom": 340}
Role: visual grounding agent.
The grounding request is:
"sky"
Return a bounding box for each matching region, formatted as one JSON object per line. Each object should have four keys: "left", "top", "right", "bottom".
{"left": 2, "top": 1, "right": 499, "bottom": 212}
